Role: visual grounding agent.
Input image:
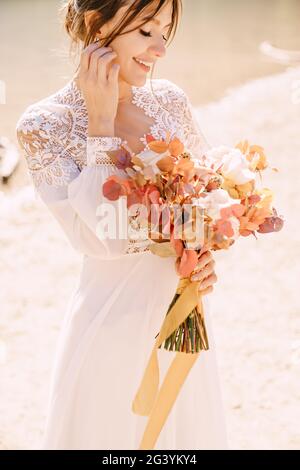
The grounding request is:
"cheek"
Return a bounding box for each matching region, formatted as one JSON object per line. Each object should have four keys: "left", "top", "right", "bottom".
{"left": 112, "top": 34, "right": 144, "bottom": 65}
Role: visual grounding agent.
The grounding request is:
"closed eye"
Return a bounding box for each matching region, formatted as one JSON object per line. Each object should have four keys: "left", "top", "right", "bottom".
{"left": 139, "top": 29, "right": 168, "bottom": 42}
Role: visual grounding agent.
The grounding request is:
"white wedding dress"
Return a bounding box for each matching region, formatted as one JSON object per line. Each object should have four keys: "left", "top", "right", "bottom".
{"left": 16, "top": 77, "right": 229, "bottom": 450}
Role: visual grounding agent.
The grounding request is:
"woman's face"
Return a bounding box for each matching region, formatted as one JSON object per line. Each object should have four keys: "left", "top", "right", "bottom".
{"left": 86, "top": 1, "right": 174, "bottom": 87}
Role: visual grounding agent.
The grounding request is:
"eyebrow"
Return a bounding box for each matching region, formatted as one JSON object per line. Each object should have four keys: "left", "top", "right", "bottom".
{"left": 142, "top": 16, "right": 172, "bottom": 28}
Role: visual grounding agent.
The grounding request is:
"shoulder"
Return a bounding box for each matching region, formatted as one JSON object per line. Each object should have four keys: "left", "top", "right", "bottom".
{"left": 15, "top": 79, "right": 78, "bottom": 145}
{"left": 16, "top": 99, "right": 70, "bottom": 159}
{"left": 146, "top": 78, "right": 189, "bottom": 102}
{"left": 147, "top": 78, "right": 186, "bottom": 95}
{"left": 145, "top": 78, "right": 193, "bottom": 120}
{"left": 15, "top": 79, "right": 86, "bottom": 163}
{"left": 15, "top": 102, "right": 74, "bottom": 192}
{"left": 144, "top": 78, "right": 195, "bottom": 131}
{"left": 15, "top": 98, "right": 80, "bottom": 189}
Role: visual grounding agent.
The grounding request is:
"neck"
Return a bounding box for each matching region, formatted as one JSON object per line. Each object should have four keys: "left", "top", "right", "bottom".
{"left": 118, "top": 78, "right": 134, "bottom": 104}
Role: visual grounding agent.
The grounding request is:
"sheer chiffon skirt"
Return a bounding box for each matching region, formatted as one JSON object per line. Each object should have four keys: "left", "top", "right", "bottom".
{"left": 40, "top": 252, "right": 229, "bottom": 450}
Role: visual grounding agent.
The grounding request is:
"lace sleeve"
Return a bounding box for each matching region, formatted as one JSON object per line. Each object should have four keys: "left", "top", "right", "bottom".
{"left": 16, "top": 106, "right": 80, "bottom": 194}
{"left": 15, "top": 105, "right": 133, "bottom": 260}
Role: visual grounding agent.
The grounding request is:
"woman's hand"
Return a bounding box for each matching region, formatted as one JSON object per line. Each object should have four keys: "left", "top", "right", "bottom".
{"left": 75, "top": 42, "right": 120, "bottom": 136}
{"left": 191, "top": 248, "right": 217, "bottom": 296}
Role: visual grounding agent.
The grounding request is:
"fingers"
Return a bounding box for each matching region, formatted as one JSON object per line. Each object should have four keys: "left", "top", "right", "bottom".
{"left": 97, "top": 51, "right": 118, "bottom": 82}
{"left": 75, "top": 41, "right": 120, "bottom": 123}
{"left": 80, "top": 43, "right": 116, "bottom": 81}
{"left": 198, "top": 245, "right": 209, "bottom": 257}
{"left": 80, "top": 42, "right": 107, "bottom": 73}
{"left": 191, "top": 259, "right": 216, "bottom": 282}
{"left": 198, "top": 285, "right": 214, "bottom": 296}
{"left": 108, "top": 63, "right": 120, "bottom": 85}
{"left": 198, "top": 272, "right": 218, "bottom": 290}
{"left": 89, "top": 47, "right": 112, "bottom": 77}
{"left": 197, "top": 243, "right": 212, "bottom": 259}
{"left": 198, "top": 249, "right": 213, "bottom": 266}
{"left": 191, "top": 252, "right": 214, "bottom": 280}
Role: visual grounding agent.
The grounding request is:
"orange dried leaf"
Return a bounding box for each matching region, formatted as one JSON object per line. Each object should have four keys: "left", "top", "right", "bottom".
{"left": 220, "top": 206, "right": 232, "bottom": 219}
{"left": 176, "top": 158, "right": 194, "bottom": 173}
{"left": 231, "top": 203, "right": 246, "bottom": 217}
{"left": 156, "top": 156, "right": 175, "bottom": 173}
{"left": 235, "top": 140, "right": 249, "bottom": 154}
{"left": 215, "top": 219, "right": 235, "bottom": 238}
{"left": 148, "top": 140, "right": 169, "bottom": 153}
{"left": 169, "top": 137, "right": 184, "bottom": 157}
{"left": 102, "top": 177, "right": 129, "bottom": 201}
{"left": 249, "top": 144, "right": 265, "bottom": 153}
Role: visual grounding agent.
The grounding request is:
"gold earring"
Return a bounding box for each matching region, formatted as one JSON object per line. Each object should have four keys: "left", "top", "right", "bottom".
{"left": 95, "top": 32, "right": 101, "bottom": 42}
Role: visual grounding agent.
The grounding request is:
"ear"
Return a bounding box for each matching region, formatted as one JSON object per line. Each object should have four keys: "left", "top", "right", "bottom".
{"left": 84, "top": 10, "right": 100, "bottom": 32}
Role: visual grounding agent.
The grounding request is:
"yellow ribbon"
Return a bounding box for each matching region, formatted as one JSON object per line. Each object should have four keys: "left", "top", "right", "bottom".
{"left": 132, "top": 277, "right": 204, "bottom": 450}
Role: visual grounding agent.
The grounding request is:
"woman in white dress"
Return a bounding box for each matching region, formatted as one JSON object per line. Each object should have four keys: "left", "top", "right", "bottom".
{"left": 15, "top": 0, "right": 229, "bottom": 450}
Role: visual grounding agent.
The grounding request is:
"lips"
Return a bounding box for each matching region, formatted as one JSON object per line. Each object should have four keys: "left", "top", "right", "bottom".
{"left": 133, "top": 57, "right": 152, "bottom": 72}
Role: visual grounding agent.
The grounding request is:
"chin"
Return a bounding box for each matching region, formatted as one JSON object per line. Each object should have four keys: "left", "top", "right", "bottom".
{"left": 123, "top": 73, "right": 148, "bottom": 88}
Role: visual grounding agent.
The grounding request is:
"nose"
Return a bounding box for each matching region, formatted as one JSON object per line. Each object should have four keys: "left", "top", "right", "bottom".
{"left": 148, "top": 40, "right": 166, "bottom": 59}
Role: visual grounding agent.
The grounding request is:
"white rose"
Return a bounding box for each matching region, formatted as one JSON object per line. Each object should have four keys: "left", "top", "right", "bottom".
{"left": 206, "top": 145, "right": 232, "bottom": 164}
{"left": 221, "top": 149, "right": 254, "bottom": 184}
{"left": 206, "top": 146, "right": 254, "bottom": 185}
{"left": 192, "top": 188, "right": 240, "bottom": 222}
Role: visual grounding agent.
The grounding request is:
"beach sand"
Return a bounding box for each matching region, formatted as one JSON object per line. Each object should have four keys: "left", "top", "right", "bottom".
{"left": 0, "top": 66, "right": 299, "bottom": 450}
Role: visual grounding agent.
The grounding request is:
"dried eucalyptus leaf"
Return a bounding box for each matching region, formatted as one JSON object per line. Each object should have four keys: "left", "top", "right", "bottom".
{"left": 149, "top": 241, "right": 177, "bottom": 258}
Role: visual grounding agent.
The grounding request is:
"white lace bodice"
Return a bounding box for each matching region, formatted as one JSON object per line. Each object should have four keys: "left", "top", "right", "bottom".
{"left": 16, "top": 78, "right": 211, "bottom": 258}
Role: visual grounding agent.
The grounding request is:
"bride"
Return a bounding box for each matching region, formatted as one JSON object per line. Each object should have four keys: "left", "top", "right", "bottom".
{"left": 16, "top": 0, "right": 229, "bottom": 450}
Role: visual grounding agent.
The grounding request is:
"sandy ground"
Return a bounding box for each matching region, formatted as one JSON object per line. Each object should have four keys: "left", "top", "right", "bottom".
{"left": 0, "top": 66, "right": 299, "bottom": 450}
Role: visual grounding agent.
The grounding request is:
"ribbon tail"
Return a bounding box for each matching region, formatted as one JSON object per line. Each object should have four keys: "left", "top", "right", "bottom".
{"left": 138, "top": 351, "right": 200, "bottom": 450}
{"left": 132, "top": 281, "right": 199, "bottom": 416}
{"left": 132, "top": 344, "right": 160, "bottom": 416}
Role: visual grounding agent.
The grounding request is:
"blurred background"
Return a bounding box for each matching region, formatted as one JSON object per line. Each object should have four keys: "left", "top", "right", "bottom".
{"left": 0, "top": 0, "right": 299, "bottom": 450}
{"left": 1, "top": 0, "right": 300, "bottom": 189}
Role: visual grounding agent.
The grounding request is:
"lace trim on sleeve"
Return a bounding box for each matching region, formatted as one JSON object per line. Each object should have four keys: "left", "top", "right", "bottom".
{"left": 86, "top": 136, "right": 122, "bottom": 166}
